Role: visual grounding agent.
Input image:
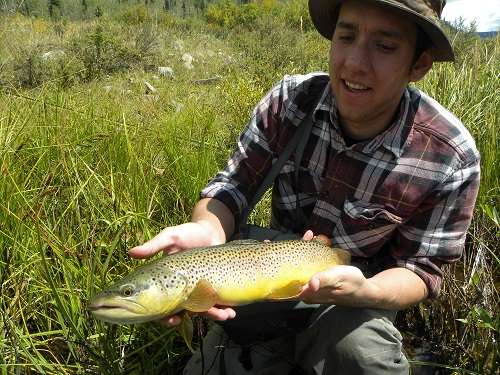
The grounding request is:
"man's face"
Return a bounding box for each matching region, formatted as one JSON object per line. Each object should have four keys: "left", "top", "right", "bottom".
{"left": 329, "top": 0, "right": 427, "bottom": 139}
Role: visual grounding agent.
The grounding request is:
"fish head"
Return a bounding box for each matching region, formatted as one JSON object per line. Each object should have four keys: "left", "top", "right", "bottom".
{"left": 88, "top": 264, "right": 188, "bottom": 324}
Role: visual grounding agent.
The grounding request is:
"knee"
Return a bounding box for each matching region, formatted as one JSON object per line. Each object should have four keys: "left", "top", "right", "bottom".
{"left": 315, "top": 307, "right": 408, "bottom": 373}
{"left": 333, "top": 319, "right": 403, "bottom": 365}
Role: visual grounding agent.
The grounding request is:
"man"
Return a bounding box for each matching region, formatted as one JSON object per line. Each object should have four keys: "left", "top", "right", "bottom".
{"left": 130, "top": 0, "right": 480, "bottom": 373}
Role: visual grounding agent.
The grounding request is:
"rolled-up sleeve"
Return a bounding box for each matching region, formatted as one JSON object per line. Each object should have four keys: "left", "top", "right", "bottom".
{"left": 200, "top": 77, "right": 293, "bottom": 225}
{"left": 390, "top": 158, "right": 481, "bottom": 298}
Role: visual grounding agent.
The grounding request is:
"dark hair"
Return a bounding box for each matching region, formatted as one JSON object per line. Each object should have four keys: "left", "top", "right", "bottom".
{"left": 413, "top": 25, "right": 432, "bottom": 63}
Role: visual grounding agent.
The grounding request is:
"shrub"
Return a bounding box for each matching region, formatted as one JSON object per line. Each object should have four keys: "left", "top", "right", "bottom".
{"left": 117, "top": 3, "right": 152, "bottom": 25}
{"left": 274, "top": 0, "right": 314, "bottom": 32}
{"left": 205, "top": 0, "right": 263, "bottom": 29}
{"left": 12, "top": 45, "right": 45, "bottom": 88}
{"left": 70, "top": 22, "right": 141, "bottom": 81}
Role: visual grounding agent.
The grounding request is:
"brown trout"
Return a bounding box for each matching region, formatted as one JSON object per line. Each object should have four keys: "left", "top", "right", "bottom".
{"left": 88, "top": 238, "right": 350, "bottom": 348}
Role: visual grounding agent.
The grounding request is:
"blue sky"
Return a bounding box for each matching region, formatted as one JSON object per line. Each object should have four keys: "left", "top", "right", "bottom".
{"left": 442, "top": 0, "right": 500, "bottom": 32}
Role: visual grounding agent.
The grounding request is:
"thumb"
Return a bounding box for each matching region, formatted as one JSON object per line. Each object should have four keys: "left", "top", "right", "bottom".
{"left": 317, "top": 269, "right": 342, "bottom": 288}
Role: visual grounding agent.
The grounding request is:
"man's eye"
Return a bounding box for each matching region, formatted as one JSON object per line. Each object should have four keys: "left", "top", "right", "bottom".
{"left": 376, "top": 43, "right": 396, "bottom": 52}
{"left": 337, "top": 34, "right": 354, "bottom": 43}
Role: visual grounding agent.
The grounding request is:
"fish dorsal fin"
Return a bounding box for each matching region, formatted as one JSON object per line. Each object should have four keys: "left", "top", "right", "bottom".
{"left": 266, "top": 280, "right": 305, "bottom": 300}
{"left": 333, "top": 248, "right": 351, "bottom": 265}
{"left": 177, "top": 311, "right": 195, "bottom": 353}
{"left": 225, "top": 239, "right": 260, "bottom": 246}
{"left": 312, "top": 234, "right": 332, "bottom": 246}
{"left": 182, "top": 279, "right": 218, "bottom": 312}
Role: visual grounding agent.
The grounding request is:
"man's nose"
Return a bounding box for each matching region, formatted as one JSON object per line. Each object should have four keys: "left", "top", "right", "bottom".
{"left": 345, "top": 43, "right": 370, "bottom": 73}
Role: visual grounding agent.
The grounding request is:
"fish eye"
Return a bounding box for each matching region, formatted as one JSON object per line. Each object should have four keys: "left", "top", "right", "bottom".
{"left": 120, "top": 285, "right": 135, "bottom": 297}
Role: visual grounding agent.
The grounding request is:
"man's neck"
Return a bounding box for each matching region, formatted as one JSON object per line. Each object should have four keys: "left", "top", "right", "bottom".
{"left": 339, "top": 100, "right": 402, "bottom": 142}
{"left": 339, "top": 115, "right": 393, "bottom": 141}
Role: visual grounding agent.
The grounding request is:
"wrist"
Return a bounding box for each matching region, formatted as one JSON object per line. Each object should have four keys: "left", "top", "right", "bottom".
{"left": 193, "top": 219, "right": 226, "bottom": 246}
{"left": 191, "top": 198, "right": 235, "bottom": 245}
{"left": 359, "top": 278, "right": 385, "bottom": 308}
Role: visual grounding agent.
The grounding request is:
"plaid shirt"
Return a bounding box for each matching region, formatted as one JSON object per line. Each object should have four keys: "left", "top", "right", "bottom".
{"left": 201, "top": 73, "right": 480, "bottom": 297}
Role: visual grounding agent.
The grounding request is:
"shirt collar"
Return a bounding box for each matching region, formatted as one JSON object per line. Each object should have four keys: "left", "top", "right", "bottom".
{"left": 314, "top": 84, "right": 416, "bottom": 159}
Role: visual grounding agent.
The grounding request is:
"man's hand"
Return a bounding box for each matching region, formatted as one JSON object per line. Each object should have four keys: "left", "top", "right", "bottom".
{"left": 129, "top": 198, "right": 234, "bottom": 259}
{"left": 299, "top": 230, "right": 428, "bottom": 309}
{"left": 159, "top": 307, "right": 237, "bottom": 327}
{"left": 301, "top": 230, "right": 369, "bottom": 305}
{"left": 129, "top": 222, "right": 238, "bottom": 326}
{"left": 128, "top": 222, "right": 220, "bottom": 259}
{"left": 297, "top": 265, "right": 373, "bottom": 307}
{"left": 300, "top": 230, "right": 372, "bottom": 306}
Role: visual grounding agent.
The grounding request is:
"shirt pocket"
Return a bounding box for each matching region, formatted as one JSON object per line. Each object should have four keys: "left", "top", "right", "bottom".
{"left": 342, "top": 199, "right": 404, "bottom": 230}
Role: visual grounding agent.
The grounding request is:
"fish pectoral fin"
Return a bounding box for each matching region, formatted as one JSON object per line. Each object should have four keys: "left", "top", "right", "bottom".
{"left": 182, "top": 279, "right": 218, "bottom": 312}
{"left": 266, "top": 280, "right": 305, "bottom": 300}
{"left": 178, "top": 312, "right": 195, "bottom": 353}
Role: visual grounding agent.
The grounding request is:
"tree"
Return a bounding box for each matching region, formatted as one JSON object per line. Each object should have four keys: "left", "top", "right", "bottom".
{"left": 48, "top": 0, "right": 61, "bottom": 18}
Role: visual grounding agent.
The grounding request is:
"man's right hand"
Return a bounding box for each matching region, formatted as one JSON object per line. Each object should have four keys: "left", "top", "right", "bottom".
{"left": 159, "top": 307, "right": 237, "bottom": 327}
{"left": 129, "top": 198, "right": 234, "bottom": 259}
{"left": 128, "top": 221, "right": 221, "bottom": 259}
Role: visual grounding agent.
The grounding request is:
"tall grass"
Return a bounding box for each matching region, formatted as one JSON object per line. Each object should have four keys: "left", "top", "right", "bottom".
{"left": 398, "top": 35, "right": 499, "bottom": 374}
{"left": 0, "top": 1, "right": 498, "bottom": 373}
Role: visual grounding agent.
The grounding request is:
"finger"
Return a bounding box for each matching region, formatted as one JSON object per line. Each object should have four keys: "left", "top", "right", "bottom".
{"left": 202, "top": 307, "right": 236, "bottom": 321}
{"left": 317, "top": 271, "right": 341, "bottom": 288}
{"left": 302, "top": 230, "right": 314, "bottom": 241}
{"left": 308, "top": 276, "right": 321, "bottom": 292}
{"left": 128, "top": 244, "right": 159, "bottom": 259}
{"left": 298, "top": 282, "right": 318, "bottom": 303}
{"left": 129, "top": 230, "right": 176, "bottom": 259}
{"left": 207, "top": 307, "right": 236, "bottom": 320}
{"left": 158, "top": 315, "right": 182, "bottom": 327}
{"left": 163, "top": 245, "right": 184, "bottom": 255}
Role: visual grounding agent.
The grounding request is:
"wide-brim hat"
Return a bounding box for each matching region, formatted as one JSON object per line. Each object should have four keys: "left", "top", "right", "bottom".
{"left": 308, "top": 0, "right": 455, "bottom": 61}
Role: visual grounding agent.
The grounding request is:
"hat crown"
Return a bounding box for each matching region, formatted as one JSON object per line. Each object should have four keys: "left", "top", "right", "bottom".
{"left": 308, "top": 0, "right": 455, "bottom": 61}
{"left": 395, "top": 0, "right": 446, "bottom": 20}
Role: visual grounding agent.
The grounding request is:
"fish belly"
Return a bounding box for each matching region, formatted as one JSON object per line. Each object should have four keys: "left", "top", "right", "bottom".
{"left": 214, "top": 259, "right": 328, "bottom": 304}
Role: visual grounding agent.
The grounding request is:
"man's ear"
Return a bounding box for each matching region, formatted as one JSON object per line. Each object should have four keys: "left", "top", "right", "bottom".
{"left": 410, "top": 50, "right": 433, "bottom": 82}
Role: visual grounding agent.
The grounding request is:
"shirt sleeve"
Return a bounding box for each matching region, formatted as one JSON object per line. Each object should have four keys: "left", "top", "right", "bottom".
{"left": 200, "top": 77, "right": 291, "bottom": 226}
{"left": 389, "top": 158, "right": 480, "bottom": 298}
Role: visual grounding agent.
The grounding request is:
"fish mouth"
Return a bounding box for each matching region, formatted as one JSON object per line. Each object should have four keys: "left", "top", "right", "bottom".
{"left": 88, "top": 300, "right": 152, "bottom": 324}
{"left": 88, "top": 303, "right": 124, "bottom": 311}
{"left": 88, "top": 299, "right": 146, "bottom": 313}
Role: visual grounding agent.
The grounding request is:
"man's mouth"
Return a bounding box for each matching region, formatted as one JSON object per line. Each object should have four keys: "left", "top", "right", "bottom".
{"left": 343, "top": 79, "right": 370, "bottom": 92}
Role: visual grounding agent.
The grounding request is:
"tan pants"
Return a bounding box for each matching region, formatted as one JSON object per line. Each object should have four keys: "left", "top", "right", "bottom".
{"left": 183, "top": 305, "right": 408, "bottom": 375}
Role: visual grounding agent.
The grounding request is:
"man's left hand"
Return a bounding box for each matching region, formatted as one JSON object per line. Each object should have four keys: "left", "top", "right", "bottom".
{"left": 297, "top": 265, "right": 372, "bottom": 306}
{"left": 300, "top": 230, "right": 374, "bottom": 307}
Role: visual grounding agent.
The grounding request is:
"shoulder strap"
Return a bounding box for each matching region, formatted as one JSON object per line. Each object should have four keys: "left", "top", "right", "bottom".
{"left": 238, "top": 89, "right": 324, "bottom": 237}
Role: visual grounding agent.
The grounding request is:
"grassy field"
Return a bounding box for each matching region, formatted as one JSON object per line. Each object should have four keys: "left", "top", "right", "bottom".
{"left": 0, "top": 0, "right": 498, "bottom": 374}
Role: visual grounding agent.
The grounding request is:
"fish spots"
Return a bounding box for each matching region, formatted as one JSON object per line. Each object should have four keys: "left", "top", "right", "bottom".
{"left": 120, "top": 239, "right": 342, "bottom": 302}
{"left": 90, "top": 239, "right": 350, "bottom": 325}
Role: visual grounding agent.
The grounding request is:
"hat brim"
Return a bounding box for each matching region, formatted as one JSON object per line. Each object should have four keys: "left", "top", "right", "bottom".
{"left": 308, "top": 0, "right": 455, "bottom": 62}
